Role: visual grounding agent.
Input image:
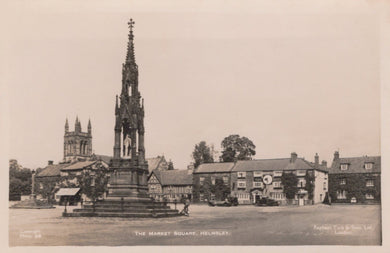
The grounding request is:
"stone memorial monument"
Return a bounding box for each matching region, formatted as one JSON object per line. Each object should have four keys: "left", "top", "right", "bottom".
{"left": 64, "top": 19, "right": 179, "bottom": 217}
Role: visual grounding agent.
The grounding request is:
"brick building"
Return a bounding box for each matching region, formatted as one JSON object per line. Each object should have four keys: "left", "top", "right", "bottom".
{"left": 192, "top": 162, "right": 235, "bottom": 202}
{"left": 231, "top": 153, "right": 328, "bottom": 205}
{"left": 328, "top": 151, "right": 381, "bottom": 204}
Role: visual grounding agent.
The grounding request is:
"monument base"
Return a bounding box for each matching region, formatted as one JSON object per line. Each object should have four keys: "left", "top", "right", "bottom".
{"left": 63, "top": 198, "right": 181, "bottom": 218}
{"left": 10, "top": 195, "right": 54, "bottom": 209}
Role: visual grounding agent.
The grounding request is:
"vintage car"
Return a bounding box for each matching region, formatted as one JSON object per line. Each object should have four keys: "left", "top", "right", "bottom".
{"left": 255, "top": 197, "right": 279, "bottom": 206}
{"left": 208, "top": 196, "right": 238, "bottom": 207}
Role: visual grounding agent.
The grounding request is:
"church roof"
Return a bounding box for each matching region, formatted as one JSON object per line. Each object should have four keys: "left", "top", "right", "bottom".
{"left": 151, "top": 170, "right": 193, "bottom": 186}
{"left": 93, "top": 154, "right": 112, "bottom": 165}
{"left": 60, "top": 161, "right": 97, "bottom": 171}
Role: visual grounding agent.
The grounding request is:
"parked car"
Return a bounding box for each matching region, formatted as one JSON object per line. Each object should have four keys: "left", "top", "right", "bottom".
{"left": 208, "top": 196, "right": 238, "bottom": 207}
{"left": 255, "top": 197, "right": 279, "bottom": 206}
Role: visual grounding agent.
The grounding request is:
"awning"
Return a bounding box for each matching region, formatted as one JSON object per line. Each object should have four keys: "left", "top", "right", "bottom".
{"left": 56, "top": 188, "right": 80, "bottom": 196}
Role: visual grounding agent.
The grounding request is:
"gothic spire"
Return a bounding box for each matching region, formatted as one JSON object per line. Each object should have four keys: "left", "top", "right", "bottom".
{"left": 88, "top": 118, "right": 92, "bottom": 134}
{"left": 65, "top": 118, "right": 69, "bottom": 132}
{"left": 75, "top": 116, "right": 81, "bottom": 132}
{"left": 126, "top": 19, "right": 136, "bottom": 64}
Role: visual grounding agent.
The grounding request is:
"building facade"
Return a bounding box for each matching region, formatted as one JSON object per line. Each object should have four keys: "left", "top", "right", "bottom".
{"left": 328, "top": 151, "right": 381, "bottom": 204}
{"left": 192, "top": 162, "right": 235, "bottom": 202}
{"left": 230, "top": 153, "right": 328, "bottom": 205}
{"left": 148, "top": 169, "right": 193, "bottom": 201}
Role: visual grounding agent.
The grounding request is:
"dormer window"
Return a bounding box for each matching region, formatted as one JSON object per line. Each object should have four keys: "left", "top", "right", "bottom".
{"left": 340, "top": 164, "right": 349, "bottom": 171}
{"left": 364, "top": 163, "right": 373, "bottom": 170}
{"left": 237, "top": 172, "right": 246, "bottom": 179}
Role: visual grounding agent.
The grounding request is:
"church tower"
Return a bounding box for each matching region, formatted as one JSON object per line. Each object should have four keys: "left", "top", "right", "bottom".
{"left": 63, "top": 117, "right": 92, "bottom": 162}
{"left": 108, "top": 19, "right": 149, "bottom": 199}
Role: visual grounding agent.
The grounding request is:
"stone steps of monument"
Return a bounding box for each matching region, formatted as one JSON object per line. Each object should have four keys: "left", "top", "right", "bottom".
{"left": 63, "top": 211, "right": 181, "bottom": 218}
{"left": 92, "top": 201, "right": 166, "bottom": 208}
{"left": 73, "top": 207, "right": 178, "bottom": 213}
{"left": 91, "top": 203, "right": 170, "bottom": 209}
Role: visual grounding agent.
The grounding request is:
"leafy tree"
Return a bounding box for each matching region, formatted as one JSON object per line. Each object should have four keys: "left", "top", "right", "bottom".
{"left": 34, "top": 178, "right": 58, "bottom": 202}
{"left": 212, "top": 178, "right": 231, "bottom": 201}
{"left": 304, "top": 171, "right": 315, "bottom": 200}
{"left": 192, "top": 141, "right": 214, "bottom": 168}
{"left": 220, "top": 134, "right": 256, "bottom": 162}
{"left": 77, "top": 168, "right": 109, "bottom": 201}
{"left": 9, "top": 160, "right": 32, "bottom": 198}
{"left": 281, "top": 172, "right": 298, "bottom": 200}
{"left": 199, "top": 177, "right": 213, "bottom": 201}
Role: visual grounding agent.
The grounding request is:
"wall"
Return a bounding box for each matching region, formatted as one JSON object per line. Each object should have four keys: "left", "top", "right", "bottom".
{"left": 313, "top": 170, "right": 328, "bottom": 204}
{"left": 329, "top": 173, "right": 381, "bottom": 204}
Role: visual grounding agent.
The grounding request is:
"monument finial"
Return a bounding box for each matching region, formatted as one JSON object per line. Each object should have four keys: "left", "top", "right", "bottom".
{"left": 128, "top": 18, "right": 135, "bottom": 31}
{"left": 126, "top": 19, "right": 136, "bottom": 63}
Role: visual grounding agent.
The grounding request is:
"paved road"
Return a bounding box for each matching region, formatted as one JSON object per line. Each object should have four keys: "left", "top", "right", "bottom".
{"left": 9, "top": 203, "right": 381, "bottom": 246}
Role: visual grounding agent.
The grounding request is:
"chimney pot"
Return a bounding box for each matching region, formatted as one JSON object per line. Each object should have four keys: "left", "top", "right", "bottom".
{"left": 333, "top": 151, "right": 340, "bottom": 161}
{"left": 290, "top": 152, "right": 298, "bottom": 163}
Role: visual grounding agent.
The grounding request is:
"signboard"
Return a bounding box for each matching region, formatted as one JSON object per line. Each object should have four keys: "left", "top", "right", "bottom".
{"left": 263, "top": 175, "right": 273, "bottom": 185}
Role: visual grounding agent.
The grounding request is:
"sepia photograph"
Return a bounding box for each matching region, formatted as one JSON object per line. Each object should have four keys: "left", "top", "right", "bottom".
{"left": 2, "top": 0, "right": 390, "bottom": 250}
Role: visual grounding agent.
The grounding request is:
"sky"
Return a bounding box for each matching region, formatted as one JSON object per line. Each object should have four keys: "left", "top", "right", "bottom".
{"left": 2, "top": 0, "right": 386, "bottom": 170}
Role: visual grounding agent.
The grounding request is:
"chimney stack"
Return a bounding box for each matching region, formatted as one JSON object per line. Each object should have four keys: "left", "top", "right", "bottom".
{"left": 290, "top": 152, "right": 298, "bottom": 163}
{"left": 321, "top": 160, "right": 327, "bottom": 167}
{"left": 48, "top": 160, "right": 54, "bottom": 165}
{"left": 315, "top": 153, "right": 319, "bottom": 166}
{"left": 333, "top": 151, "right": 340, "bottom": 161}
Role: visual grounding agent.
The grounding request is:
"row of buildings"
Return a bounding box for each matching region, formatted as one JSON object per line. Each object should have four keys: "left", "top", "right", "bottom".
{"left": 193, "top": 152, "right": 380, "bottom": 205}
{"left": 32, "top": 118, "right": 381, "bottom": 206}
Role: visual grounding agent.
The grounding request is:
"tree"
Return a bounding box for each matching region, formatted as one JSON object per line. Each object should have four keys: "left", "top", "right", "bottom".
{"left": 212, "top": 178, "right": 231, "bottom": 201}
{"left": 220, "top": 134, "right": 256, "bottom": 162}
{"left": 192, "top": 141, "right": 214, "bottom": 168}
{"left": 9, "top": 160, "right": 32, "bottom": 198}
{"left": 77, "top": 168, "right": 109, "bottom": 201}
{"left": 281, "top": 172, "right": 298, "bottom": 200}
{"left": 304, "top": 171, "right": 315, "bottom": 201}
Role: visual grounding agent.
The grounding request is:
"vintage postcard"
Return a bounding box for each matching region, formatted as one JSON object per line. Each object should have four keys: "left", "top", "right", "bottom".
{"left": 2, "top": 0, "right": 389, "bottom": 251}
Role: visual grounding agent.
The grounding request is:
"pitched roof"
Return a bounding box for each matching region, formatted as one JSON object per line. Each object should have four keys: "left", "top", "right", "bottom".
{"left": 36, "top": 163, "right": 69, "bottom": 177}
{"left": 329, "top": 156, "right": 381, "bottom": 174}
{"left": 152, "top": 170, "right": 193, "bottom": 186}
{"left": 232, "top": 158, "right": 315, "bottom": 172}
{"left": 194, "top": 162, "right": 235, "bottom": 173}
{"left": 55, "top": 188, "right": 80, "bottom": 196}
{"left": 93, "top": 154, "right": 112, "bottom": 164}
{"left": 60, "top": 161, "right": 96, "bottom": 171}
{"left": 147, "top": 156, "right": 166, "bottom": 171}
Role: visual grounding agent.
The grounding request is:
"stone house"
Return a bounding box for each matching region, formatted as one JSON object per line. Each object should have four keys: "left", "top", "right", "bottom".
{"left": 148, "top": 169, "right": 193, "bottom": 202}
{"left": 230, "top": 153, "right": 328, "bottom": 205}
{"left": 192, "top": 162, "right": 235, "bottom": 202}
{"left": 328, "top": 151, "right": 381, "bottom": 204}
